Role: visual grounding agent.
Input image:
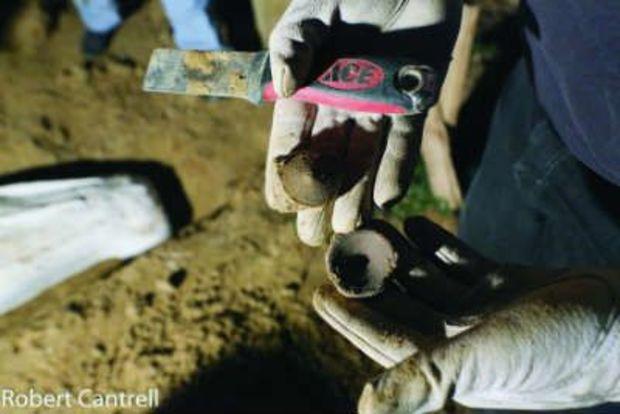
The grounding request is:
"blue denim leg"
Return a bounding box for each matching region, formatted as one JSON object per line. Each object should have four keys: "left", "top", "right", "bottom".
{"left": 460, "top": 60, "right": 620, "bottom": 413}
{"left": 460, "top": 59, "right": 620, "bottom": 268}
{"left": 72, "top": 0, "right": 121, "bottom": 33}
{"left": 159, "top": 0, "right": 223, "bottom": 50}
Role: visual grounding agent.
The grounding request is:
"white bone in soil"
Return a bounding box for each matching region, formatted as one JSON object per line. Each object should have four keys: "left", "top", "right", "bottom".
{"left": 0, "top": 176, "right": 171, "bottom": 314}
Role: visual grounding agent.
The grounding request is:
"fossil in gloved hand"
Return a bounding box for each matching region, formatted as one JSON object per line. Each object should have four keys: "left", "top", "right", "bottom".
{"left": 315, "top": 217, "right": 620, "bottom": 413}
{"left": 265, "top": 0, "right": 462, "bottom": 246}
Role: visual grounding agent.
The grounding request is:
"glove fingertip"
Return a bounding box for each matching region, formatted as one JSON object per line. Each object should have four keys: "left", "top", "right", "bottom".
{"left": 296, "top": 208, "right": 329, "bottom": 247}
{"left": 265, "top": 161, "right": 300, "bottom": 213}
{"left": 358, "top": 383, "right": 381, "bottom": 414}
{"left": 373, "top": 156, "right": 415, "bottom": 210}
{"left": 331, "top": 205, "right": 361, "bottom": 234}
{"left": 270, "top": 52, "right": 300, "bottom": 98}
{"left": 373, "top": 182, "right": 407, "bottom": 210}
{"left": 264, "top": 185, "right": 295, "bottom": 213}
{"left": 279, "top": 64, "right": 298, "bottom": 98}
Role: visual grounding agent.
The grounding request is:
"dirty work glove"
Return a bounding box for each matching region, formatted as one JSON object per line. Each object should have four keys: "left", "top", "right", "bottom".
{"left": 265, "top": 0, "right": 462, "bottom": 246}
{"left": 314, "top": 217, "right": 620, "bottom": 413}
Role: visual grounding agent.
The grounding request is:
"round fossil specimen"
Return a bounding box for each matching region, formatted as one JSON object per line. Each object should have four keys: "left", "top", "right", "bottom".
{"left": 275, "top": 146, "right": 343, "bottom": 208}
{"left": 326, "top": 229, "right": 398, "bottom": 298}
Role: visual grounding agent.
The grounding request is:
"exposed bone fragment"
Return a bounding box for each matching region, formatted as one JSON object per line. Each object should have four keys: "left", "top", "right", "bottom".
{"left": 0, "top": 176, "right": 171, "bottom": 313}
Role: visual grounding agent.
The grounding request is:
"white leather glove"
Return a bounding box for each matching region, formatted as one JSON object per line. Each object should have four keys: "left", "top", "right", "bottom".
{"left": 265, "top": 0, "right": 462, "bottom": 245}
{"left": 314, "top": 217, "right": 620, "bottom": 413}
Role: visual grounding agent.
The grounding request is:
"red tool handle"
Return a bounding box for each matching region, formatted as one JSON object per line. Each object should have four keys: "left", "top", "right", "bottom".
{"left": 261, "top": 56, "right": 437, "bottom": 115}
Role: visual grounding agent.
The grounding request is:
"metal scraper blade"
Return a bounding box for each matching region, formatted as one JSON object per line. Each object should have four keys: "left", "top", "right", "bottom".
{"left": 142, "top": 49, "right": 269, "bottom": 103}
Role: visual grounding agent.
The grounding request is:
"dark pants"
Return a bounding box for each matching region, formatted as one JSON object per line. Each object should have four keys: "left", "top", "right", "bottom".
{"left": 459, "top": 60, "right": 620, "bottom": 413}
{"left": 460, "top": 60, "right": 620, "bottom": 268}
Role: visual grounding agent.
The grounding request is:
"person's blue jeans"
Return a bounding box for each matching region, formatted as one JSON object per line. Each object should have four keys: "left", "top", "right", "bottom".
{"left": 459, "top": 60, "right": 620, "bottom": 413}
{"left": 460, "top": 59, "right": 620, "bottom": 268}
{"left": 72, "top": 0, "right": 223, "bottom": 50}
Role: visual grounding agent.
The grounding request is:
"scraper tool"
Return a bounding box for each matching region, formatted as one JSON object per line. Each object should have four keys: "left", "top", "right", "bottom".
{"left": 143, "top": 49, "right": 438, "bottom": 115}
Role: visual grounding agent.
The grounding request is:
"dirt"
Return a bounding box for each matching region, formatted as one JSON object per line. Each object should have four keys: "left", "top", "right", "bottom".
{"left": 0, "top": 191, "right": 372, "bottom": 413}
{"left": 0, "top": 1, "right": 392, "bottom": 413}
{"left": 0, "top": 1, "right": 516, "bottom": 413}
{"left": 0, "top": 2, "right": 378, "bottom": 413}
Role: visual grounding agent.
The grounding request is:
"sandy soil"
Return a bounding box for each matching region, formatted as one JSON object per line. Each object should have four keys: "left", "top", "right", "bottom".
{"left": 0, "top": 2, "right": 380, "bottom": 413}
{"left": 0, "top": 1, "right": 517, "bottom": 412}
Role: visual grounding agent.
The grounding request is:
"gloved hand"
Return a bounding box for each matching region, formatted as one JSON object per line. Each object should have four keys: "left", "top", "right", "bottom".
{"left": 265, "top": 0, "right": 462, "bottom": 245}
{"left": 314, "top": 217, "right": 620, "bottom": 413}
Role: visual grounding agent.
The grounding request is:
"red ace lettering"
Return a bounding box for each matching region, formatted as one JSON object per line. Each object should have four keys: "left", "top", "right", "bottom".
{"left": 318, "top": 59, "right": 384, "bottom": 91}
